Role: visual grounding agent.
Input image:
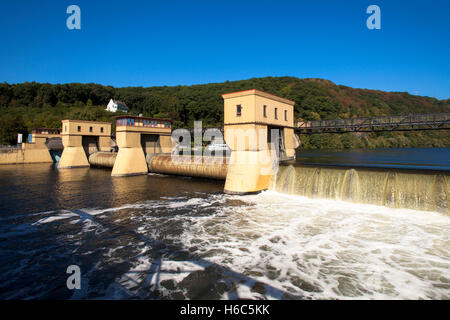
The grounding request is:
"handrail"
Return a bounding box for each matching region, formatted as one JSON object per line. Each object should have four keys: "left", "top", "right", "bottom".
{"left": 297, "top": 113, "right": 450, "bottom": 129}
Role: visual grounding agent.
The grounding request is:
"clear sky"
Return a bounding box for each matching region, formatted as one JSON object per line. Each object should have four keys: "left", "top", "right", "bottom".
{"left": 0, "top": 0, "right": 449, "bottom": 99}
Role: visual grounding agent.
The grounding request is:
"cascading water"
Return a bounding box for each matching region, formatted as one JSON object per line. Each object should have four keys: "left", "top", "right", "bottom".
{"left": 271, "top": 164, "right": 449, "bottom": 214}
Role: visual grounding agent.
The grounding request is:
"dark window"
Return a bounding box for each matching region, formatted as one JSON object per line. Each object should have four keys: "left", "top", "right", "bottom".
{"left": 89, "top": 126, "right": 93, "bottom": 132}
{"left": 236, "top": 105, "right": 242, "bottom": 116}
{"left": 100, "top": 127, "right": 104, "bottom": 133}
{"left": 77, "top": 126, "right": 81, "bottom": 132}
{"left": 275, "top": 108, "right": 278, "bottom": 119}
{"left": 285, "top": 110, "right": 287, "bottom": 121}
{"left": 263, "top": 105, "right": 267, "bottom": 117}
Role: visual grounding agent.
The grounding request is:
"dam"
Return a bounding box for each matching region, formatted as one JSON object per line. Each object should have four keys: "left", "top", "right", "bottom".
{"left": 0, "top": 89, "right": 449, "bottom": 300}
{"left": 0, "top": 89, "right": 448, "bottom": 214}
{"left": 51, "top": 89, "right": 449, "bottom": 214}
{"left": 88, "top": 149, "right": 449, "bottom": 213}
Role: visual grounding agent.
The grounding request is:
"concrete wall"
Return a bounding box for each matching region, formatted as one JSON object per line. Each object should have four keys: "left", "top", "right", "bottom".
{"left": 0, "top": 145, "right": 53, "bottom": 165}
{"left": 223, "top": 89, "right": 295, "bottom": 127}
{"left": 62, "top": 120, "right": 111, "bottom": 137}
{"left": 0, "top": 149, "right": 25, "bottom": 164}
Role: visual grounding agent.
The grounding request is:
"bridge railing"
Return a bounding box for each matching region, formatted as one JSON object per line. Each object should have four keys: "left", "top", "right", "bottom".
{"left": 297, "top": 113, "right": 450, "bottom": 129}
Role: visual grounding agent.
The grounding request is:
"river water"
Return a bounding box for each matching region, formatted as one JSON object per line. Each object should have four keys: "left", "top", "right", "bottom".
{"left": 0, "top": 148, "right": 449, "bottom": 299}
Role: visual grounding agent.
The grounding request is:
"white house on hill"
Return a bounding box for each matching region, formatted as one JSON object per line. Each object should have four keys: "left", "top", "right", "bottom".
{"left": 106, "top": 99, "right": 128, "bottom": 113}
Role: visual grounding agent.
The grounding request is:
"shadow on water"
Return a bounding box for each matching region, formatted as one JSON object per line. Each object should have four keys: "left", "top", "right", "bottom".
{"left": 62, "top": 207, "right": 298, "bottom": 300}
{"left": 0, "top": 164, "right": 298, "bottom": 300}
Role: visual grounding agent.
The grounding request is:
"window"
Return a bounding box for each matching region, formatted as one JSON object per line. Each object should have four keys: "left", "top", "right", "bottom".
{"left": 77, "top": 126, "right": 81, "bottom": 132}
{"left": 275, "top": 108, "right": 278, "bottom": 119}
{"left": 263, "top": 105, "right": 267, "bottom": 117}
{"left": 236, "top": 104, "right": 242, "bottom": 116}
{"left": 89, "top": 126, "right": 93, "bottom": 133}
{"left": 285, "top": 110, "right": 287, "bottom": 121}
{"left": 100, "top": 127, "right": 104, "bottom": 133}
{"left": 65, "top": 125, "right": 67, "bottom": 132}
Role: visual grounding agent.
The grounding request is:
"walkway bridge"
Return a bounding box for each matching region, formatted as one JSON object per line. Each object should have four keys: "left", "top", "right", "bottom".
{"left": 296, "top": 113, "right": 450, "bottom": 134}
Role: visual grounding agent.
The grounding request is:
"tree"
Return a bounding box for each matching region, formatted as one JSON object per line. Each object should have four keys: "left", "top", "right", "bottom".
{"left": 0, "top": 115, "right": 28, "bottom": 145}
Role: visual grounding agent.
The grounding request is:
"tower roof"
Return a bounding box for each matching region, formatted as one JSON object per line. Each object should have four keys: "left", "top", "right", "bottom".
{"left": 222, "top": 89, "right": 295, "bottom": 105}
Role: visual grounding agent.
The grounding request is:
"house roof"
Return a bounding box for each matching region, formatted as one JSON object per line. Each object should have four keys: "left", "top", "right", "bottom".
{"left": 113, "top": 100, "right": 127, "bottom": 106}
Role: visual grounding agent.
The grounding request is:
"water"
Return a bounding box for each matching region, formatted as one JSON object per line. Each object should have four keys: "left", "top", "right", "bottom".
{"left": 295, "top": 148, "right": 450, "bottom": 171}
{"left": 0, "top": 149, "right": 449, "bottom": 300}
{"left": 273, "top": 165, "right": 449, "bottom": 213}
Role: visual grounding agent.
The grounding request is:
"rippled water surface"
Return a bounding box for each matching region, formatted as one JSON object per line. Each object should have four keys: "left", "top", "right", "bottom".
{"left": 296, "top": 148, "right": 450, "bottom": 171}
{"left": 0, "top": 164, "right": 449, "bottom": 299}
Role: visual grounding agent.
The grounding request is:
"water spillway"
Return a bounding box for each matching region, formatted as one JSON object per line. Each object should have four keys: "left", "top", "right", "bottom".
{"left": 271, "top": 164, "right": 449, "bottom": 214}
{"left": 148, "top": 154, "right": 228, "bottom": 180}
{"left": 88, "top": 151, "right": 117, "bottom": 168}
{"left": 87, "top": 150, "right": 449, "bottom": 213}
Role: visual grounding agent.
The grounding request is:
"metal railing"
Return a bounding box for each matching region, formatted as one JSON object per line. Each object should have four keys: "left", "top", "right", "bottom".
{"left": 296, "top": 113, "right": 450, "bottom": 133}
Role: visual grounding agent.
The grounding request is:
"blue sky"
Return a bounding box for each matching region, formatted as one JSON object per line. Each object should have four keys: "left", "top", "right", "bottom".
{"left": 0, "top": 0, "right": 449, "bottom": 99}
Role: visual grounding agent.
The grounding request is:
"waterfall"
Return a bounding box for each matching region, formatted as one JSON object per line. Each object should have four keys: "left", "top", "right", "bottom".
{"left": 271, "top": 164, "right": 449, "bottom": 214}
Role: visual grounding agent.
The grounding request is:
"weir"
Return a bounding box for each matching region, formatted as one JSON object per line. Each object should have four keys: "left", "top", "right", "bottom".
{"left": 271, "top": 164, "right": 449, "bottom": 214}
{"left": 38, "top": 89, "right": 448, "bottom": 214}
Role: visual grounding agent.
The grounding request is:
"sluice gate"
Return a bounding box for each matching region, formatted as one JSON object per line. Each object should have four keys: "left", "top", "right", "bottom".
{"left": 88, "top": 152, "right": 228, "bottom": 180}
{"left": 89, "top": 151, "right": 117, "bottom": 168}
{"left": 148, "top": 154, "right": 228, "bottom": 180}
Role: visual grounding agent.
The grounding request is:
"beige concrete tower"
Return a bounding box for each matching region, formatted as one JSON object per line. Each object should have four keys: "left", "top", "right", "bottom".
{"left": 222, "top": 89, "right": 295, "bottom": 194}
{"left": 111, "top": 116, "right": 172, "bottom": 177}
{"left": 58, "top": 120, "right": 111, "bottom": 169}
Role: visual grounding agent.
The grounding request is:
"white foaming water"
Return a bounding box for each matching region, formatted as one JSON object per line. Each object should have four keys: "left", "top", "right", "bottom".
{"left": 25, "top": 192, "right": 449, "bottom": 300}
{"left": 175, "top": 191, "right": 450, "bottom": 299}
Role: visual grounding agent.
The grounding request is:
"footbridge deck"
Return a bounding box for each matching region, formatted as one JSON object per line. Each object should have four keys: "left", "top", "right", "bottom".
{"left": 296, "top": 113, "right": 450, "bottom": 134}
